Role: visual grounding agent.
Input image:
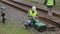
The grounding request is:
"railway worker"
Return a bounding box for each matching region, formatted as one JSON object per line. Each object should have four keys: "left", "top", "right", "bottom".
{"left": 27, "top": 6, "right": 38, "bottom": 26}
{"left": 44, "top": 0, "right": 55, "bottom": 17}
{"left": 0, "top": 6, "right": 6, "bottom": 24}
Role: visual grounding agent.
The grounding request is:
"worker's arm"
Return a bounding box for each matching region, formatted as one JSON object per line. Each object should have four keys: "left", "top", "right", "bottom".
{"left": 44, "top": 0, "right": 47, "bottom": 5}
{"left": 36, "top": 11, "right": 38, "bottom": 16}
{"left": 35, "top": 11, "right": 39, "bottom": 19}
{"left": 54, "top": 0, "right": 55, "bottom": 5}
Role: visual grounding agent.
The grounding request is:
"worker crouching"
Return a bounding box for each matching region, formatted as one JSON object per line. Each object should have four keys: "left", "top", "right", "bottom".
{"left": 24, "top": 6, "right": 37, "bottom": 29}
{"left": 0, "top": 7, "right": 6, "bottom": 24}
{"left": 24, "top": 6, "right": 47, "bottom": 32}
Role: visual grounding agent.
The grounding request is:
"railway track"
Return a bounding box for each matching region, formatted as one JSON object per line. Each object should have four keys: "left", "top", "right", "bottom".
{"left": 10, "top": 0, "right": 60, "bottom": 16}
{"left": 1, "top": 0, "right": 60, "bottom": 28}
{"left": 10, "top": 0, "right": 60, "bottom": 27}
{"left": 0, "top": 0, "right": 60, "bottom": 34}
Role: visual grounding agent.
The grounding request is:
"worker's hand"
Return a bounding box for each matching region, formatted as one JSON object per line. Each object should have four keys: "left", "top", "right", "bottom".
{"left": 28, "top": 16, "right": 32, "bottom": 17}
{"left": 31, "top": 16, "right": 35, "bottom": 18}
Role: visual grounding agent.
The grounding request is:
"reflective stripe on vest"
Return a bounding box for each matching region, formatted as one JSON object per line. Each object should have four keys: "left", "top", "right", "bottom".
{"left": 29, "top": 10, "right": 37, "bottom": 17}
{"left": 46, "top": 0, "right": 54, "bottom": 6}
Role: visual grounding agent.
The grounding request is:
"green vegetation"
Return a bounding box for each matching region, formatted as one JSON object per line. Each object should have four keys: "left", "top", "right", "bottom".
{"left": 0, "top": 20, "right": 34, "bottom": 34}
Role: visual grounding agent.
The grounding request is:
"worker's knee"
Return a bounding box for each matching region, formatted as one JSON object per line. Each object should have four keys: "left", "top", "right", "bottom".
{"left": 27, "top": 20, "right": 32, "bottom": 24}
{"left": 35, "top": 19, "right": 39, "bottom": 23}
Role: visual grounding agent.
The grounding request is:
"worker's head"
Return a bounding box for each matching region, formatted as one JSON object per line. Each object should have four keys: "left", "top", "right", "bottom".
{"left": 32, "top": 6, "right": 36, "bottom": 11}
{"left": 0, "top": 6, "right": 6, "bottom": 11}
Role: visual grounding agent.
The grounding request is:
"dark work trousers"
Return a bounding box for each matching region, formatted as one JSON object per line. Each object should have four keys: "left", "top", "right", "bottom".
{"left": 2, "top": 16, "right": 5, "bottom": 24}
{"left": 47, "top": 6, "right": 53, "bottom": 16}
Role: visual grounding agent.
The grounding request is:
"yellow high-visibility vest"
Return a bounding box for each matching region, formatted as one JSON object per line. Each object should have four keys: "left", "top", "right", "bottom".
{"left": 29, "top": 10, "right": 37, "bottom": 17}
{"left": 46, "top": 0, "right": 54, "bottom": 6}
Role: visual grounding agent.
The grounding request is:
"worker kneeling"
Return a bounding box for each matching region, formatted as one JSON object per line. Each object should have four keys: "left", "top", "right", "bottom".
{"left": 24, "top": 6, "right": 47, "bottom": 32}
{"left": 24, "top": 6, "right": 37, "bottom": 29}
